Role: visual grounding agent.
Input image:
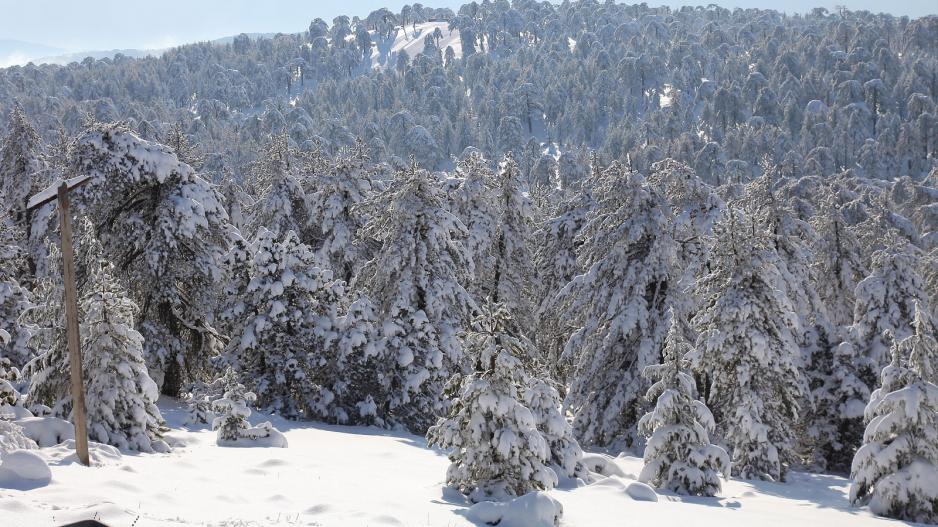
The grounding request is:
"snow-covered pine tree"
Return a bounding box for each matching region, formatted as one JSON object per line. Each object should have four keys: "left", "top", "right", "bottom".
{"left": 811, "top": 194, "right": 867, "bottom": 329}
{"left": 638, "top": 312, "right": 729, "bottom": 496}
{"left": 0, "top": 213, "right": 35, "bottom": 370}
{"left": 558, "top": 162, "right": 679, "bottom": 447}
{"left": 162, "top": 121, "right": 204, "bottom": 171}
{"left": 329, "top": 293, "right": 384, "bottom": 425}
{"left": 744, "top": 174, "right": 832, "bottom": 387}
{"left": 523, "top": 377, "right": 588, "bottom": 481}
{"left": 224, "top": 227, "right": 343, "bottom": 420}
{"left": 486, "top": 154, "right": 536, "bottom": 336}
{"left": 308, "top": 141, "right": 374, "bottom": 284}
{"left": 71, "top": 123, "right": 231, "bottom": 397}
{"left": 23, "top": 235, "right": 81, "bottom": 417}
{"left": 804, "top": 336, "right": 871, "bottom": 474}
{"left": 0, "top": 104, "right": 46, "bottom": 283}
{"left": 356, "top": 161, "right": 477, "bottom": 432}
{"left": 532, "top": 170, "right": 598, "bottom": 382}
{"left": 692, "top": 209, "right": 807, "bottom": 482}
{"left": 249, "top": 133, "right": 313, "bottom": 243}
{"left": 850, "top": 232, "right": 930, "bottom": 390}
{"left": 80, "top": 242, "right": 167, "bottom": 452}
{"left": 850, "top": 306, "right": 938, "bottom": 523}
{"left": 427, "top": 304, "right": 557, "bottom": 502}
{"left": 448, "top": 151, "right": 499, "bottom": 302}
{"left": 804, "top": 191, "right": 871, "bottom": 472}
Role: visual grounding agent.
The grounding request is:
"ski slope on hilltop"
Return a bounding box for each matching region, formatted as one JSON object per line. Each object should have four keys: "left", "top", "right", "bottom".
{"left": 0, "top": 398, "right": 915, "bottom": 527}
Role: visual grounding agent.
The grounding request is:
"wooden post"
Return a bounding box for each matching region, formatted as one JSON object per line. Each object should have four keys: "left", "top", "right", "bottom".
{"left": 27, "top": 175, "right": 93, "bottom": 467}
{"left": 57, "top": 183, "right": 90, "bottom": 467}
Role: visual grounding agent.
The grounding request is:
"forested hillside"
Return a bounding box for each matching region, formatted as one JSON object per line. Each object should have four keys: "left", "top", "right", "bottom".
{"left": 1, "top": 2, "right": 937, "bottom": 525}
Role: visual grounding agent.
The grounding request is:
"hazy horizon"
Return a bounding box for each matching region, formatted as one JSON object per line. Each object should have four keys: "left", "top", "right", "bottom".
{"left": 0, "top": 0, "right": 933, "bottom": 56}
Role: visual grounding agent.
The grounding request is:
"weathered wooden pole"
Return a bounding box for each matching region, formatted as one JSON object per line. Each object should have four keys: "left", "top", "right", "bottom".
{"left": 57, "top": 183, "right": 90, "bottom": 467}
{"left": 28, "top": 175, "right": 92, "bottom": 467}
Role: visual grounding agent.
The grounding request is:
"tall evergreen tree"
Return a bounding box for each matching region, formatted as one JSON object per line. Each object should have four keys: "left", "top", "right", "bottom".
{"left": 308, "top": 142, "right": 374, "bottom": 284}
{"left": 558, "top": 163, "right": 679, "bottom": 447}
{"left": 356, "top": 161, "right": 476, "bottom": 432}
{"left": 487, "top": 154, "right": 536, "bottom": 335}
{"left": 692, "top": 209, "right": 806, "bottom": 482}
{"left": 0, "top": 104, "right": 47, "bottom": 283}
{"left": 223, "top": 228, "right": 343, "bottom": 420}
{"left": 71, "top": 123, "right": 232, "bottom": 396}
{"left": 849, "top": 234, "right": 929, "bottom": 391}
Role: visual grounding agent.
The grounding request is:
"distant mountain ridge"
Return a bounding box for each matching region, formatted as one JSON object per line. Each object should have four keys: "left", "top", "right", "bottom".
{"left": 0, "top": 39, "right": 65, "bottom": 67}
{"left": 2, "top": 33, "right": 278, "bottom": 67}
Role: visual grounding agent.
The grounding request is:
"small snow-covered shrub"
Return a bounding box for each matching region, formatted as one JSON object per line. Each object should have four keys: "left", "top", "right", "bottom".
{"left": 184, "top": 371, "right": 233, "bottom": 426}
{"left": 16, "top": 416, "right": 75, "bottom": 447}
{"left": 213, "top": 380, "right": 255, "bottom": 444}
{"left": 212, "top": 376, "right": 287, "bottom": 448}
{"left": 0, "top": 420, "right": 37, "bottom": 454}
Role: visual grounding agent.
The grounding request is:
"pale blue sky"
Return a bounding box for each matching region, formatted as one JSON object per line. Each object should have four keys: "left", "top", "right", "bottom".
{"left": 0, "top": 0, "right": 934, "bottom": 52}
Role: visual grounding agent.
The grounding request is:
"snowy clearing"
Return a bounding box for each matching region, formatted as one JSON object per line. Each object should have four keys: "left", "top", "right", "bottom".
{"left": 0, "top": 398, "right": 914, "bottom": 527}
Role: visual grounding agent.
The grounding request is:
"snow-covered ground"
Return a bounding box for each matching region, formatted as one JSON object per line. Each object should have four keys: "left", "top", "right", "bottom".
{"left": 0, "top": 398, "right": 920, "bottom": 526}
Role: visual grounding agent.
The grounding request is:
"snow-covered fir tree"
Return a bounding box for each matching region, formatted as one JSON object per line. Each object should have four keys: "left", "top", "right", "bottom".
{"left": 850, "top": 306, "right": 938, "bottom": 523}
{"left": 80, "top": 244, "right": 167, "bottom": 452}
{"left": 638, "top": 312, "right": 729, "bottom": 496}
{"left": 558, "top": 163, "right": 679, "bottom": 447}
{"left": 356, "top": 161, "right": 477, "bottom": 432}
{"left": 810, "top": 194, "right": 867, "bottom": 329}
{"left": 427, "top": 304, "right": 557, "bottom": 502}
{"left": 329, "top": 293, "right": 384, "bottom": 425}
{"left": 532, "top": 170, "right": 598, "bottom": 381}
{"left": 223, "top": 227, "right": 343, "bottom": 420}
{"left": 692, "top": 209, "right": 807, "bottom": 482}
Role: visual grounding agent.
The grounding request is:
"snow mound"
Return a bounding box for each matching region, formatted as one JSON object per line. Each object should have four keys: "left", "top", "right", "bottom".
{"left": 0, "top": 450, "right": 51, "bottom": 486}
{"left": 217, "top": 421, "right": 288, "bottom": 448}
{"left": 16, "top": 416, "right": 75, "bottom": 447}
{"left": 580, "top": 453, "right": 627, "bottom": 477}
{"left": 44, "top": 439, "right": 122, "bottom": 466}
{"left": 588, "top": 475, "right": 658, "bottom": 501}
{"left": 626, "top": 481, "right": 659, "bottom": 502}
{"left": 467, "top": 492, "right": 563, "bottom": 527}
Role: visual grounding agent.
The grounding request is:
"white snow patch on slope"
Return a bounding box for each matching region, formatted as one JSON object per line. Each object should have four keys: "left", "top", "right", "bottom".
{"left": 370, "top": 22, "right": 462, "bottom": 70}
{"left": 0, "top": 398, "right": 909, "bottom": 526}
